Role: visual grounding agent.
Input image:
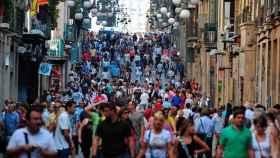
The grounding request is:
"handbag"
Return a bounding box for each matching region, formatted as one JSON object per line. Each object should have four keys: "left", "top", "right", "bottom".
{"left": 255, "top": 133, "right": 271, "bottom": 158}
{"left": 147, "top": 130, "right": 156, "bottom": 158}
{"left": 179, "top": 137, "right": 192, "bottom": 158}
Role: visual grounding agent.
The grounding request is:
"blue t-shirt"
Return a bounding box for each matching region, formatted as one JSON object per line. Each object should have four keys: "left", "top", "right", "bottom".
{"left": 171, "top": 96, "right": 181, "bottom": 107}
{"left": 1, "top": 112, "right": 19, "bottom": 136}
{"left": 163, "top": 101, "right": 171, "bottom": 109}
{"left": 72, "top": 92, "right": 84, "bottom": 105}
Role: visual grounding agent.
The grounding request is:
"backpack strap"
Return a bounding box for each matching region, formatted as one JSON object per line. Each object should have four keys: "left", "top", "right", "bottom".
{"left": 24, "top": 132, "right": 31, "bottom": 158}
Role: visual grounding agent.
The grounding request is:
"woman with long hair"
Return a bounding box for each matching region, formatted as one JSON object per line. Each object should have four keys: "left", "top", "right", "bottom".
{"left": 137, "top": 111, "right": 175, "bottom": 158}
{"left": 176, "top": 119, "right": 209, "bottom": 158}
{"left": 270, "top": 113, "right": 280, "bottom": 158}
{"left": 252, "top": 115, "right": 271, "bottom": 158}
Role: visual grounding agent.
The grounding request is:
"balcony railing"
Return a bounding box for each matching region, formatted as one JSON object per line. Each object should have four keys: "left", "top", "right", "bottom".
{"left": 64, "top": 24, "right": 75, "bottom": 42}
{"left": 241, "top": 6, "right": 252, "bottom": 23}
{"left": 47, "top": 39, "right": 65, "bottom": 57}
{"left": 203, "top": 23, "right": 217, "bottom": 48}
{"left": 31, "top": 21, "right": 51, "bottom": 39}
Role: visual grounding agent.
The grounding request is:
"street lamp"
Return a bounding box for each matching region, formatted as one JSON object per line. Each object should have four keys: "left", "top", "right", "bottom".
{"left": 156, "top": 13, "right": 162, "bottom": 18}
{"left": 190, "top": 0, "right": 199, "bottom": 4}
{"left": 83, "top": 1, "right": 92, "bottom": 9}
{"left": 168, "top": 18, "right": 175, "bottom": 24}
{"left": 160, "top": 7, "right": 168, "bottom": 15}
{"left": 175, "top": 7, "right": 182, "bottom": 14}
{"left": 179, "top": 9, "right": 190, "bottom": 18}
{"left": 67, "top": 0, "right": 75, "bottom": 7}
{"left": 172, "top": 0, "right": 182, "bottom": 6}
{"left": 167, "top": 12, "right": 171, "bottom": 18}
{"left": 74, "top": 12, "right": 83, "bottom": 20}
{"left": 173, "top": 21, "right": 180, "bottom": 27}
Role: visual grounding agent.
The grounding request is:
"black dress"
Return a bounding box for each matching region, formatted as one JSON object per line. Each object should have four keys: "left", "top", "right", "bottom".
{"left": 177, "top": 136, "right": 196, "bottom": 158}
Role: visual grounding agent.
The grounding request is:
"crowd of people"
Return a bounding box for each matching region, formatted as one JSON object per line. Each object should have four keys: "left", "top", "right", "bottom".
{"left": 0, "top": 31, "right": 280, "bottom": 158}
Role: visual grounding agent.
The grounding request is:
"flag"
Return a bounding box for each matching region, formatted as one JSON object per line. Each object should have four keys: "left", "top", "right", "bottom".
{"left": 31, "top": 0, "right": 38, "bottom": 17}
{"left": 38, "top": 63, "right": 52, "bottom": 76}
{"left": 38, "top": 0, "right": 48, "bottom": 5}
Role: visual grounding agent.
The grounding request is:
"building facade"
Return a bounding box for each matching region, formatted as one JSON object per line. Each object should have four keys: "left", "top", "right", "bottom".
{"left": 189, "top": 0, "right": 280, "bottom": 107}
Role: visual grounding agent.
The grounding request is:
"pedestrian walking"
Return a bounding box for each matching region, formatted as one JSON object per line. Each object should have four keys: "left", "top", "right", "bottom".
{"left": 137, "top": 111, "right": 175, "bottom": 158}
{"left": 216, "top": 107, "right": 254, "bottom": 158}
{"left": 176, "top": 119, "right": 209, "bottom": 158}
{"left": 6, "top": 106, "right": 57, "bottom": 158}
{"left": 92, "top": 102, "right": 136, "bottom": 158}
{"left": 54, "top": 100, "right": 75, "bottom": 158}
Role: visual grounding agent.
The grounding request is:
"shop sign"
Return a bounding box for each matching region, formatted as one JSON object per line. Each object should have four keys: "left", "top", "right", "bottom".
{"left": 38, "top": 63, "right": 52, "bottom": 76}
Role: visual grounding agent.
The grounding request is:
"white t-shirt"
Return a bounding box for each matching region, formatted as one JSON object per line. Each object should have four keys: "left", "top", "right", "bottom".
{"left": 245, "top": 109, "right": 255, "bottom": 121}
{"left": 185, "top": 98, "right": 193, "bottom": 105}
{"left": 144, "top": 129, "right": 171, "bottom": 158}
{"left": 140, "top": 92, "right": 149, "bottom": 105}
{"left": 7, "top": 128, "right": 56, "bottom": 158}
{"left": 183, "top": 108, "right": 193, "bottom": 119}
{"left": 54, "top": 112, "right": 71, "bottom": 150}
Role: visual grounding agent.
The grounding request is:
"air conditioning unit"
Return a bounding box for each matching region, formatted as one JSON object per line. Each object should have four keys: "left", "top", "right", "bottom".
{"left": 0, "top": 23, "right": 10, "bottom": 29}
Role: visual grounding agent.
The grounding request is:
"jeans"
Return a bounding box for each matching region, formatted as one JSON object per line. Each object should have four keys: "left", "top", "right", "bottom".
{"left": 57, "top": 148, "right": 70, "bottom": 158}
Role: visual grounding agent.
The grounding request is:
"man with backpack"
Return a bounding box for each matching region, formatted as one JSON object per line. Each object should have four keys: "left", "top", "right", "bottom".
{"left": 194, "top": 108, "right": 214, "bottom": 158}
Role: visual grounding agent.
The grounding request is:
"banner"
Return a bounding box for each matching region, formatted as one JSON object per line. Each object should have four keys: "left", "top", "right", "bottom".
{"left": 39, "top": 63, "right": 52, "bottom": 76}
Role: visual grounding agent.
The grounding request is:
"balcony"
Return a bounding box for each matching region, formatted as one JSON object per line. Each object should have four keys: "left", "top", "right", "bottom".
{"left": 241, "top": 6, "right": 252, "bottom": 23}
{"left": 64, "top": 24, "right": 75, "bottom": 42}
{"left": 203, "top": 23, "right": 217, "bottom": 49}
{"left": 46, "top": 39, "right": 67, "bottom": 61}
{"left": 31, "top": 21, "right": 51, "bottom": 40}
{"left": 186, "top": 23, "right": 198, "bottom": 41}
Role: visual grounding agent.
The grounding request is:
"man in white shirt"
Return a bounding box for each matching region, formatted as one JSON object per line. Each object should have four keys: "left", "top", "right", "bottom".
{"left": 54, "top": 100, "right": 75, "bottom": 158}
{"left": 183, "top": 103, "right": 193, "bottom": 119}
{"left": 140, "top": 91, "right": 150, "bottom": 110}
{"left": 7, "top": 107, "right": 57, "bottom": 158}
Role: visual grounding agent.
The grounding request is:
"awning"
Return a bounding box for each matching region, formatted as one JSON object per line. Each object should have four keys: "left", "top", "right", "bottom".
{"left": 22, "top": 30, "right": 46, "bottom": 43}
